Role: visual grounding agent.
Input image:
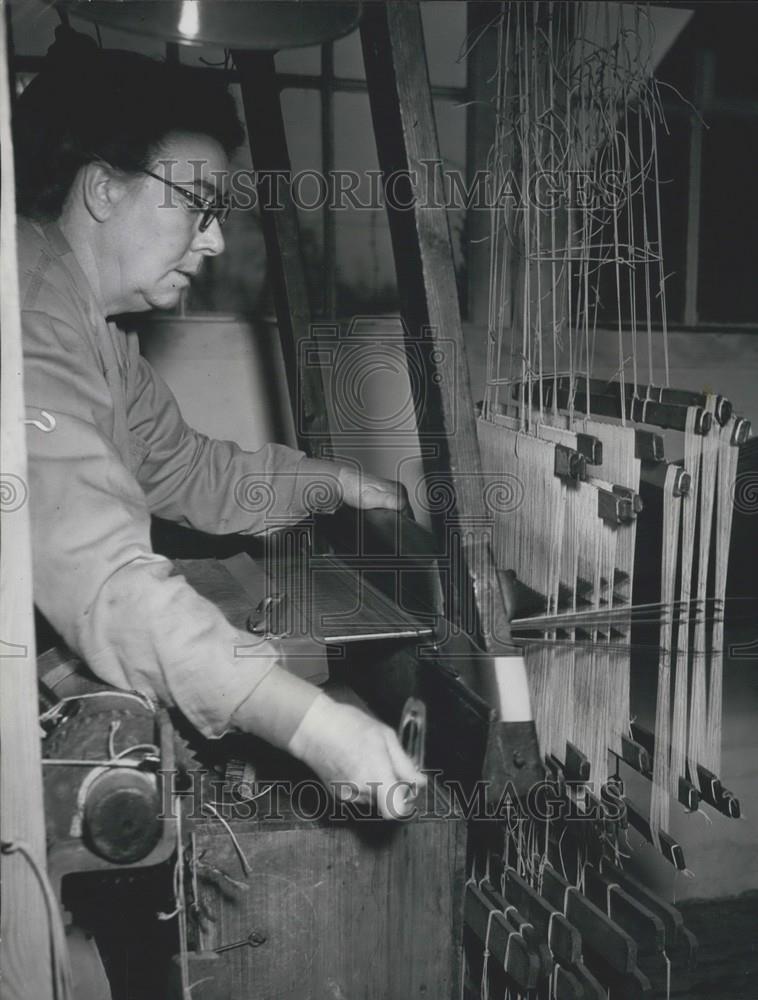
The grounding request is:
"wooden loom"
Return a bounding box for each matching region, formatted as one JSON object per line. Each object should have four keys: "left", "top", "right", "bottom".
{"left": 3, "top": 3, "right": 752, "bottom": 999}
{"left": 468, "top": 3, "right": 751, "bottom": 995}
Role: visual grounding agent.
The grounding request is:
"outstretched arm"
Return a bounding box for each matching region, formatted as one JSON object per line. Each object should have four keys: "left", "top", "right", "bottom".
{"left": 127, "top": 349, "right": 409, "bottom": 534}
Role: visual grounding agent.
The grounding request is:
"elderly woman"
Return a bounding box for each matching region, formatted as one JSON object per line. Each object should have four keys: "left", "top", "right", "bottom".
{"left": 15, "top": 29, "right": 423, "bottom": 817}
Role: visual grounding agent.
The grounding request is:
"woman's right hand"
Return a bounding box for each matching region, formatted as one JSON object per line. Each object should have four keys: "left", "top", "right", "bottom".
{"left": 286, "top": 693, "right": 426, "bottom": 819}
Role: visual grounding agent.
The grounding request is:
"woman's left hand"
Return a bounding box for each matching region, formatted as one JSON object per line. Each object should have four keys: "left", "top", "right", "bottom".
{"left": 337, "top": 466, "right": 410, "bottom": 512}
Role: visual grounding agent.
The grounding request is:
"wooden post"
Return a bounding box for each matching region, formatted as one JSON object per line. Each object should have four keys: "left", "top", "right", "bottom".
{"left": 0, "top": 9, "right": 56, "bottom": 998}
{"left": 232, "top": 50, "right": 332, "bottom": 460}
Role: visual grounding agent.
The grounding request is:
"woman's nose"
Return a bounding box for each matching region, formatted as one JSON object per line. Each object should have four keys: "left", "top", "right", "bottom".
{"left": 193, "top": 218, "right": 226, "bottom": 256}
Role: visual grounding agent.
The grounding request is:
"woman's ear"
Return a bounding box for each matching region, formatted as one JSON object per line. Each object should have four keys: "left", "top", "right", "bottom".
{"left": 80, "top": 161, "right": 128, "bottom": 222}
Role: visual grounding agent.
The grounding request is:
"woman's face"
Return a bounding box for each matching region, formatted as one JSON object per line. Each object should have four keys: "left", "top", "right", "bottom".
{"left": 107, "top": 130, "right": 230, "bottom": 314}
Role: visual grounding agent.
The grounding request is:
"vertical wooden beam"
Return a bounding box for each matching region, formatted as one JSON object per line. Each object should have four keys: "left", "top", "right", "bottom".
{"left": 360, "top": 1, "right": 542, "bottom": 796}
{"left": 0, "top": 10, "right": 56, "bottom": 998}
{"left": 684, "top": 49, "right": 714, "bottom": 328}
{"left": 232, "top": 50, "right": 332, "bottom": 459}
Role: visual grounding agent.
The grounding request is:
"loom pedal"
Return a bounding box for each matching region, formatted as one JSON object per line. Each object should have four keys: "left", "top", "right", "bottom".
{"left": 464, "top": 883, "right": 540, "bottom": 991}
{"left": 541, "top": 868, "right": 638, "bottom": 976}
{"left": 480, "top": 880, "right": 553, "bottom": 980}
{"left": 583, "top": 952, "right": 653, "bottom": 1000}
{"left": 503, "top": 869, "right": 581, "bottom": 966}
{"left": 552, "top": 965, "right": 585, "bottom": 1000}
{"left": 504, "top": 871, "right": 604, "bottom": 998}
{"left": 567, "top": 957, "right": 607, "bottom": 1000}
{"left": 584, "top": 869, "right": 665, "bottom": 957}
{"left": 599, "top": 860, "right": 690, "bottom": 955}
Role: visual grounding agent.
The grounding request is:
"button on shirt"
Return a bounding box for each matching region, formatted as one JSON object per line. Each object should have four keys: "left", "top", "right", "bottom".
{"left": 20, "top": 218, "right": 336, "bottom": 747}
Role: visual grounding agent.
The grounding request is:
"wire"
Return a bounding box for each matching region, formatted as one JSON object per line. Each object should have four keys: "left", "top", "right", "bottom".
{"left": 1, "top": 840, "right": 74, "bottom": 1000}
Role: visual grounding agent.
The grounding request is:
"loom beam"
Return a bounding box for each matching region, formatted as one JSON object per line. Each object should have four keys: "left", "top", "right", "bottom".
{"left": 562, "top": 378, "right": 732, "bottom": 428}
{"left": 520, "top": 377, "right": 733, "bottom": 428}
{"left": 517, "top": 381, "right": 714, "bottom": 435}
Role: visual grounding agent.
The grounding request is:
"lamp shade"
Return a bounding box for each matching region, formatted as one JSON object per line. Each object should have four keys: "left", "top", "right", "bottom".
{"left": 61, "top": 1, "right": 362, "bottom": 50}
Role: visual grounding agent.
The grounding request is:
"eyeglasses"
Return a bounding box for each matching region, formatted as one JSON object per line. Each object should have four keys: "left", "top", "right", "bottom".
{"left": 140, "top": 168, "right": 231, "bottom": 232}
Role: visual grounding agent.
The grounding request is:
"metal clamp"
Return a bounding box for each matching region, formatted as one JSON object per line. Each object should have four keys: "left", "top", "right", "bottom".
{"left": 246, "top": 592, "right": 287, "bottom": 638}
{"left": 398, "top": 697, "right": 426, "bottom": 771}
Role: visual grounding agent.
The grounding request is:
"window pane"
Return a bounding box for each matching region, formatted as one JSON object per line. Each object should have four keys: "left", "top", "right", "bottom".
{"left": 334, "top": 4, "right": 469, "bottom": 87}
{"left": 333, "top": 28, "right": 364, "bottom": 80}
{"left": 420, "top": 2, "right": 467, "bottom": 89}
{"left": 711, "top": 7, "right": 758, "bottom": 99}
{"left": 11, "top": 5, "right": 73, "bottom": 56}
{"left": 331, "top": 90, "right": 467, "bottom": 316}
{"left": 333, "top": 92, "right": 396, "bottom": 314}
{"left": 275, "top": 45, "right": 322, "bottom": 76}
{"left": 186, "top": 86, "right": 324, "bottom": 316}
{"left": 185, "top": 85, "right": 265, "bottom": 315}
{"left": 698, "top": 119, "right": 758, "bottom": 323}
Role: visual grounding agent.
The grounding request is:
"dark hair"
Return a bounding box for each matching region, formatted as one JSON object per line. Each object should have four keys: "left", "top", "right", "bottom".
{"left": 13, "top": 26, "right": 245, "bottom": 221}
